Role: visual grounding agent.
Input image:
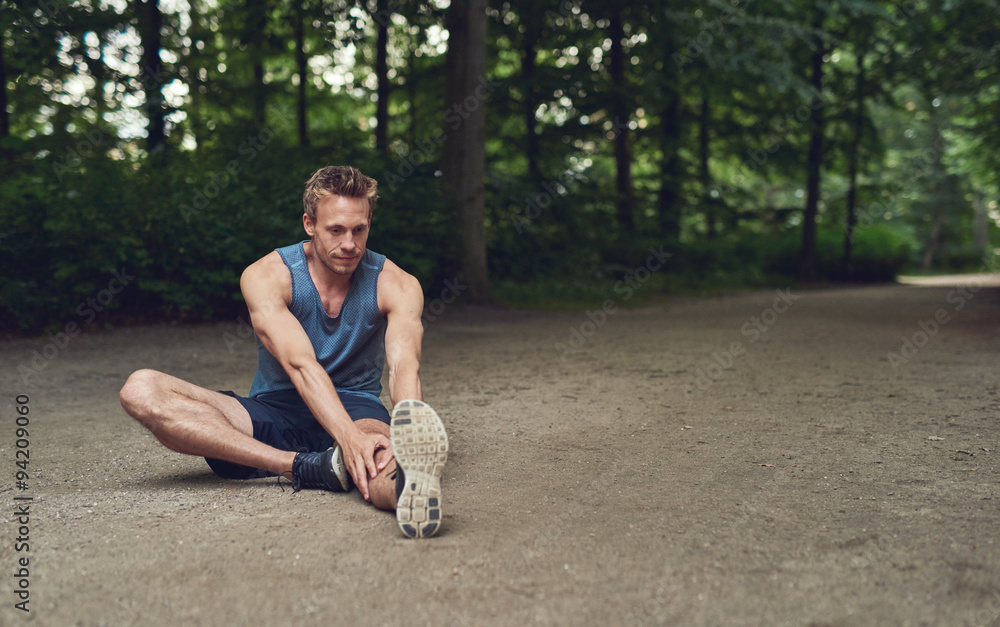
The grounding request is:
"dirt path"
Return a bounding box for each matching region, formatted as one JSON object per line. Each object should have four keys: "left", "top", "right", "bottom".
{"left": 1, "top": 278, "right": 998, "bottom": 626}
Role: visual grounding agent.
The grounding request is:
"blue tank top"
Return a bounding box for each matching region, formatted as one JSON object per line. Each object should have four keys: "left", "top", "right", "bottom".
{"left": 249, "top": 241, "right": 387, "bottom": 403}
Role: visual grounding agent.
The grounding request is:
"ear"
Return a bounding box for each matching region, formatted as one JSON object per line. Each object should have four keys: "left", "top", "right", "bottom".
{"left": 303, "top": 213, "right": 315, "bottom": 237}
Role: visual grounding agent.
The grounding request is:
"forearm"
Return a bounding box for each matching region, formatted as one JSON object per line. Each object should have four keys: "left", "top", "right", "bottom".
{"left": 380, "top": 265, "right": 426, "bottom": 407}
{"left": 388, "top": 357, "right": 422, "bottom": 406}
{"left": 288, "top": 361, "right": 358, "bottom": 441}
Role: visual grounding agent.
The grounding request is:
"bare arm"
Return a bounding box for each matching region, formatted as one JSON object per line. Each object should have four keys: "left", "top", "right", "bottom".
{"left": 379, "top": 260, "right": 425, "bottom": 406}
{"left": 241, "top": 254, "right": 389, "bottom": 500}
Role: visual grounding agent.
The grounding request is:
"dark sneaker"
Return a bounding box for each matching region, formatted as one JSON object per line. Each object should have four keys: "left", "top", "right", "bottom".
{"left": 391, "top": 400, "right": 448, "bottom": 538}
{"left": 291, "top": 444, "right": 352, "bottom": 492}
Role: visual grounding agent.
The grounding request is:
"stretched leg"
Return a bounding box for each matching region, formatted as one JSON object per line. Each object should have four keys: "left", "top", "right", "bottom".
{"left": 119, "top": 369, "right": 295, "bottom": 477}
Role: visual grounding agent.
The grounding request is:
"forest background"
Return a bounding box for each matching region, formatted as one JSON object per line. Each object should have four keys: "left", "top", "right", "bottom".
{"left": 1, "top": 0, "right": 997, "bottom": 334}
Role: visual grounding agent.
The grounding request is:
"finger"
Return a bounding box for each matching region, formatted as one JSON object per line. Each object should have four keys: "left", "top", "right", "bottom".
{"left": 365, "top": 445, "right": 379, "bottom": 480}
{"left": 356, "top": 470, "right": 370, "bottom": 501}
{"left": 350, "top": 453, "right": 370, "bottom": 501}
{"left": 376, "top": 437, "right": 394, "bottom": 470}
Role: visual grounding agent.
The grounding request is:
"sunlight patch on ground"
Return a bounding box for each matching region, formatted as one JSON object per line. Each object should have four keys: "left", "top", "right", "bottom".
{"left": 897, "top": 273, "right": 1000, "bottom": 287}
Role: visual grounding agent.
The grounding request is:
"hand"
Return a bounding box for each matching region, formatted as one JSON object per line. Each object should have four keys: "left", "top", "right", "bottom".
{"left": 372, "top": 437, "right": 395, "bottom": 475}
{"left": 340, "top": 429, "right": 393, "bottom": 502}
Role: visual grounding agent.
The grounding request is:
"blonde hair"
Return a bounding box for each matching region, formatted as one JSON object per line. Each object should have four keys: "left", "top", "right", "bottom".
{"left": 302, "top": 165, "right": 378, "bottom": 219}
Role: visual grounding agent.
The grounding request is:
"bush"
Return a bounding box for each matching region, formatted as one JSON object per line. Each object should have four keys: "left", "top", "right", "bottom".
{"left": 0, "top": 134, "right": 455, "bottom": 335}
{"left": 759, "top": 223, "right": 914, "bottom": 282}
{"left": 850, "top": 224, "right": 915, "bottom": 281}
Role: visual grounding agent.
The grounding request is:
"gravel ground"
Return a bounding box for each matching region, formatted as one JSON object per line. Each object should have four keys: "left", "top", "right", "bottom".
{"left": 0, "top": 276, "right": 998, "bottom": 626}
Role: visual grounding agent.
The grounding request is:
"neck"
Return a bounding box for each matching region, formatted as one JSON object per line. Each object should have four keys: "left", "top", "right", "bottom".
{"left": 304, "top": 241, "right": 355, "bottom": 290}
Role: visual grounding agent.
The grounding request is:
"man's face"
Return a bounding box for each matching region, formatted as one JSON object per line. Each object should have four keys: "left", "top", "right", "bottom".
{"left": 303, "top": 195, "right": 371, "bottom": 276}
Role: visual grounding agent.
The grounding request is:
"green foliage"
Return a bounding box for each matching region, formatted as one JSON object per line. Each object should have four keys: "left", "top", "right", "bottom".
{"left": 1, "top": 0, "right": 996, "bottom": 332}
{"left": 0, "top": 132, "right": 456, "bottom": 333}
{"left": 761, "top": 223, "right": 915, "bottom": 282}
{"left": 850, "top": 224, "right": 916, "bottom": 280}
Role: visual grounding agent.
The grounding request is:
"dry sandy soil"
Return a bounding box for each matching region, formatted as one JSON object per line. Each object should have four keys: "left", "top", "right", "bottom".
{"left": 0, "top": 276, "right": 998, "bottom": 626}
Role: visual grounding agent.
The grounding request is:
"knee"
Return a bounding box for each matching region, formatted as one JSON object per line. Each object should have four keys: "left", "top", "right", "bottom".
{"left": 119, "top": 369, "right": 163, "bottom": 421}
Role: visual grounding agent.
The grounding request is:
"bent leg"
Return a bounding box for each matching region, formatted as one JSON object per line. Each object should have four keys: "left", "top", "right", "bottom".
{"left": 119, "top": 369, "right": 295, "bottom": 477}
{"left": 355, "top": 418, "right": 398, "bottom": 511}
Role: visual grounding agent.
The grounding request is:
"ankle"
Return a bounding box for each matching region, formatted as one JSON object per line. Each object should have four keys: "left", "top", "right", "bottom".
{"left": 274, "top": 451, "right": 297, "bottom": 477}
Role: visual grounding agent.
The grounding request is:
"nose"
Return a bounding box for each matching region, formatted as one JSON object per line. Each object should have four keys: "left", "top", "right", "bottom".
{"left": 341, "top": 233, "right": 356, "bottom": 252}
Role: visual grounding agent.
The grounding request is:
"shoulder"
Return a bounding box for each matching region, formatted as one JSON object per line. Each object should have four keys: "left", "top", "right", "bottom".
{"left": 241, "top": 251, "right": 291, "bottom": 303}
{"left": 377, "top": 258, "right": 423, "bottom": 317}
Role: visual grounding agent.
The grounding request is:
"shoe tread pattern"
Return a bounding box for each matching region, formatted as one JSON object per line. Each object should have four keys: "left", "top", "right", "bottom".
{"left": 391, "top": 400, "right": 448, "bottom": 538}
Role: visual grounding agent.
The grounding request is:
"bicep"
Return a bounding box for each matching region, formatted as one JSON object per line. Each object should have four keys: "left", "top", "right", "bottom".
{"left": 254, "top": 306, "right": 318, "bottom": 371}
{"left": 241, "top": 263, "right": 317, "bottom": 371}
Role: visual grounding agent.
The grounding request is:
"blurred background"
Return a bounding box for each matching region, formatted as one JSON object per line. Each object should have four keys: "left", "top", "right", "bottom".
{"left": 1, "top": 0, "right": 997, "bottom": 334}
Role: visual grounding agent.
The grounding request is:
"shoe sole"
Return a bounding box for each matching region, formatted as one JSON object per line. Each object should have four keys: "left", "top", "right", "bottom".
{"left": 329, "top": 445, "right": 351, "bottom": 492}
{"left": 391, "top": 400, "right": 448, "bottom": 538}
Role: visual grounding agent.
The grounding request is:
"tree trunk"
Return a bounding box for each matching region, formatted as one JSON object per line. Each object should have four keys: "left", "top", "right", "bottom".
{"left": 406, "top": 24, "right": 424, "bottom": 146}
{"left": 442, "top": 0, "right": 491, "bottom": 303}
{"left": 920, "top": 196, "right": 947, "bottom": 271}
{"left": 0, "top": 24, "right": 9, "bottom": 141}
{"left": 799, "top": 9, "right": 825, "bottom": 282}
{"left": 699, "top": 87, "right": 714, "bottom": 238}
{"left": 185, "top": 0, "right": 206, "bottom": 148}
{"left": 407, "top": 33, "right": 418, "bottom": 145}
{"left": 137, "top": 0, "right": 166, "bottom": 153}
{"left": 521, "top": 12, "right": 541, "bottom": 183}
{"left": 295, "top": 0, "right": 309, "bottom": 148}
{"left": 657, "top": 93, "right": 681, "bottom": 237}
{"left": 609, "top": 7, "right": 634, "bottom": 236}
{"left": 374, "top": 0, "right": 389, "bottom": 155}
{"left": 657, "top": 23, "right": 682, "bottom": 239}
{"left": 973, "top": 190, "right": 989, "bottom": 256}
{"left": 247, "top": 0, "right": 267, "bottom": 128}
{"left": 0, "top": 26, "right": 8, "bottom": 165}
{"left": 843, "top": 47, "right": 865, "bottom": 268}
{"left": 920, "top": 123, "right": 948, "bottom": 271}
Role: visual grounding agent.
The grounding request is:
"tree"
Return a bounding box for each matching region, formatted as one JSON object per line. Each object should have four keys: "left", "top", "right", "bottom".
{"left": 373, "top": 0, "right": 390, "bottom": 155}
{"left": 919, "top": 114, "right": 950, "bottom": 270}
{"left": 837, "top": 1, "right": 896, "bottom": 268}
{"left": 520, "top": 7, "right": 542, "bottom": 183}
{"left": 5, "top": 0, "right": 1000, "bottom": 331}
{"left": 0, "top": 16, "right": 8, "bottom": 151}
{"left": 294, "top": 0, "right": 310, "bottom": 148}
{"left": 245, "top": 0, "right": 268, "bottom": 128}
{"left": 842, "top": 45, "right": 865, "bottom": 266}
{"left": 654, "top": 8, "right": 682, "bottom": 238}
{"left": 608, "top": 5, "right": 635, "bottom": 236}
{"left": 442, "top": 0, "right": 491, "bottom": 303}
{"left": 798, "top": 6, "right": 826, "bottom": 281}
{"left": 136, "top": 0, "right": 166, "bottom": 153}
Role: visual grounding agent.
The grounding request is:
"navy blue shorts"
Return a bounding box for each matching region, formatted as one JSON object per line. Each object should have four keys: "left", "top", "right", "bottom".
{"left": 205, "top": 387, "right": 391, "bottom": 480}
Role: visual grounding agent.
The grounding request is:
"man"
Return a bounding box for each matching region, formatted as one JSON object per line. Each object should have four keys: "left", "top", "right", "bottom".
{"left": 119, "top": 165, "right": 448, "bottom": 539}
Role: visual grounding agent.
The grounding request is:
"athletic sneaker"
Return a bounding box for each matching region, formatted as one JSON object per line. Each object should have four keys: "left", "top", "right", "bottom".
{"left": 391, "top": 399, "right": 449, "bottom": 538}
{"left": 291, "top": 444, "right": 352, "bottom": 492}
